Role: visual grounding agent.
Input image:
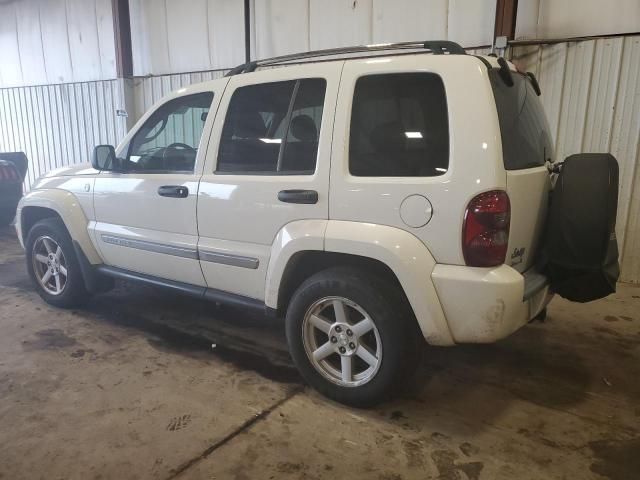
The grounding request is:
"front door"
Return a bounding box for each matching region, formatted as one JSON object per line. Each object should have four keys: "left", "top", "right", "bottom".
{"left": 197, "top": 63, "right": 342, "bottom": 300}
{"left": 93, "top": 85, "right": 222, "bottom": 285}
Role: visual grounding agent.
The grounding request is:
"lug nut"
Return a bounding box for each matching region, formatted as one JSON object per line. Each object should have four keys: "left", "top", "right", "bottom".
{"left": 335, "top": 326, "right": 342, "bottom": 333}
{"left": 349, "top": 342, "right": 356, "bottom": 349}
{"left": 339, "top": 347, "right": 346, "bottom": 354}
{"left": 346, "top": 329, "right": 353, "bottom": 336}
{"left": 330, "top": 336, "right": 337, "bottom": 343}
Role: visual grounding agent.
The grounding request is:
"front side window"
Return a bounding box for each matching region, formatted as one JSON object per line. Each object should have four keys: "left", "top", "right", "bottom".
{"left": 125, "top": 92, "right": 214, "bottom": 173}
{"left": 217, "top": 78, "right": 326, "bottom": 174}
{"left": 349, "top": 73, "right": 449, "bottom": 177}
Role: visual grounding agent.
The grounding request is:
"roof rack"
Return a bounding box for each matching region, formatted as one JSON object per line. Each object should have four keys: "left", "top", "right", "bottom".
{"left": 225, "top": 40, "right": 466, "bottom": 76}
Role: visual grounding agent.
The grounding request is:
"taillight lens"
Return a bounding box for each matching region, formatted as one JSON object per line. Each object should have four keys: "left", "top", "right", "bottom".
{"left": 462, "top": 190, "right": 510, "bottom": 267}
{"left": 0, "top": 164, "right": 19, "bottom": 181}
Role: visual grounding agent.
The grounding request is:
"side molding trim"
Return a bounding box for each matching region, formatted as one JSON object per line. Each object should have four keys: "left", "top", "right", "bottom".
{"left": 101, "top": 234, "right": 259, "bottom": 269}
{"left": 198, "top": 249, "right": 259, "bottom": 269}
{"left": 101, "top": 234, "right": 198, "bottom": 259}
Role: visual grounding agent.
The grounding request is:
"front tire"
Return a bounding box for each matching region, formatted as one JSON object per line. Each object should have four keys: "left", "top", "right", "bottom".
{"left": 285, "top": 267, "right": 420, "bottom": 407}
{"left": 25, "top": 217, "right": 89, "bottom": 308}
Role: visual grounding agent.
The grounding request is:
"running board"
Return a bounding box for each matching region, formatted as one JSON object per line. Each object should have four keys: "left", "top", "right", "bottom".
{"left": 96, "top": 265, "right": 268, "bottom": 314}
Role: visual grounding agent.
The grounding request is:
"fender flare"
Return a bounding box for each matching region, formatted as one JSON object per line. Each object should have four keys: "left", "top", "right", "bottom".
{"left": 266, "top": 219, "right": 455, "bottom": 346}
{"left": 18, "top": 189, "right": 102, "bottom": 264}
{"left": 264, "top": 219, "right": 327, "bottom": 308}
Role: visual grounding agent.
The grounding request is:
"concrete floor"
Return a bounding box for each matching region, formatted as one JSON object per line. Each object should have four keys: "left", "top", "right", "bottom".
{"left": 0, "top": 225, "right": 639, "bottom": 480}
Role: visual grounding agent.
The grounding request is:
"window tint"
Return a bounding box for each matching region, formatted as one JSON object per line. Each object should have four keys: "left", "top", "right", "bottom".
{"left": 490, "top": 70, "right": 553, "bottom": 170}
{"left": 349, "top": 73, "right": 449, "bottom": 177}
{"left": 125, "top": 92, "right": 213, "bottom": 173}
{"left": 217, "top": 79, "right": 326, "bottom": 174}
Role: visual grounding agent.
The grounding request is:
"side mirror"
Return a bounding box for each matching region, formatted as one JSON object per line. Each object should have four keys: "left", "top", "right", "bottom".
{"left": 92, "top": 145, "right": 117, "bottom": 171}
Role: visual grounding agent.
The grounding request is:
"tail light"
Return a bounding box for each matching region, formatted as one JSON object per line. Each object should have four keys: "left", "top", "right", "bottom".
{"left": 462, "top": 190, "right": 510, "bottom": 267}
{"left": 0, "top": 163, "right": 19, "bottom": 181}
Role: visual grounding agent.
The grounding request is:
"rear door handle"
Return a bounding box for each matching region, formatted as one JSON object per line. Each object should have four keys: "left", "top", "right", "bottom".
{"left": 158, "top": 185, "right": 189, "bottom": 198}
{"left": 277, "top": 189, "right": 318, "bottom": 204}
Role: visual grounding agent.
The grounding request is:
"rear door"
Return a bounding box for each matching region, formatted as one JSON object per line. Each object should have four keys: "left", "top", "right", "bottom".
{"left": 490, "top": 69, "right": 554, "bottom": 272}
{"left": 197, "top": 63, "right": 341, "bottom": 300}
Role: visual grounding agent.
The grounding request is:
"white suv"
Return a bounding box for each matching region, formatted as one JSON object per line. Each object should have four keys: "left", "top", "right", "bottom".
{"left": 17, "top": 41, "right": 554, "bottom": 406}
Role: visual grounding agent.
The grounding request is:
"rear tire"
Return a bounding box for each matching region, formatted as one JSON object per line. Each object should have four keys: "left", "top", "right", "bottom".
{"left": 25, "top": 217, "right": 89, "bottom": 308}
{"left": 285, "top": 267, "right": 421, "bottom": 407}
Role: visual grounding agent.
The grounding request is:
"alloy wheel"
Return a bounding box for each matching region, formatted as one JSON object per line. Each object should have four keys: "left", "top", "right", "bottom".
{"left": 302, "top": 296, "right": 382, "bottom": 387}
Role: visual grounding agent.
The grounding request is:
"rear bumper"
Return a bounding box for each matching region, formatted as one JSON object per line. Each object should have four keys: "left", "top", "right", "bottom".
{"left": 432, "top": 264, "right": 552, "bottom": 343}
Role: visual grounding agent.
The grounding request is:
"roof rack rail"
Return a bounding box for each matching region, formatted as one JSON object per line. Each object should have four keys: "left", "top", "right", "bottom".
{"left": 225, "top": 40, "right": 465, "bottom": 76}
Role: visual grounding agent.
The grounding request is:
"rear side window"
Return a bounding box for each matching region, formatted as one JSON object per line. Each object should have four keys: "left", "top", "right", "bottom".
{"left": 490, "top": 70, "right": 553, "bottom": 170}
{"left": 349, "top": 73, "right": 449, "bottom": 177}
{"left": 217, "top": 78, "right": 326, "bottom": 174}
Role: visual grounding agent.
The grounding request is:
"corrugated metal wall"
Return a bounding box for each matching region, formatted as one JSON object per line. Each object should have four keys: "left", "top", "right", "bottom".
{"left": 0, "top": 80, "right": 128, "bottom": 189}
{"left": 511, "top": 35, "right": 640, "bottom": 283}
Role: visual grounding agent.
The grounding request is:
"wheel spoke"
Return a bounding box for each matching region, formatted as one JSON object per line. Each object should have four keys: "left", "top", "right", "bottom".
{"left": 312, "top": 341, "right": 334, "bottom": 361}
{"left": 41, "top": 269, "right": 52, "bottom": 285}
{"left": 352, "top": 317, "right": 374, "bottom": 338}
{"left": 59, "top": 265, "right": 68, "bottom": 277}
{"left": 309, "top": 314, "right": 332, "bottom": 334}
{"left": 55, "top": 245, "right": 63, "bottom": 261}
{"left": 356, "top": 345, "right": 378, "bottom": 367}
{"left": 54, "top": 275, "right": 62, "bottom": 292}
{"left": 341, "top": 356, "right": 352, "bottom": 382}
{"left": 35, "top": 254, "right": 49, "bottom": 264}
{"left": 42, "top": 238, "right": 54, "bottom": 254}
{"left": 333, "top": 299, "right": 348, "bottom": 324}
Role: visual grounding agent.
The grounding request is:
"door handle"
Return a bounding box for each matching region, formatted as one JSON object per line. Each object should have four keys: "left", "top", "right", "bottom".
{"left": 278, "top": 189, "right": 318, "bottom": 204}
{"left": 158, "top": 185, "right": 189, "bottom": 198}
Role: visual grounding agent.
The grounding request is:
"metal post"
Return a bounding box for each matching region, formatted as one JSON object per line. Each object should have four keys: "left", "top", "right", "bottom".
{"left": 111, "top": 0, "right": 133, "bottom": 77}
{"left": 244, "top": 0, "right": 251, "bottom": 63}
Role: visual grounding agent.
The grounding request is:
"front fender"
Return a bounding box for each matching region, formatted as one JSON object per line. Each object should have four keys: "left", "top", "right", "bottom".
{"left": 18, "top": 189, "right": 102, "bottom": 264}
{"left": 324, "top": 221, "right": 454, "bottom": 346}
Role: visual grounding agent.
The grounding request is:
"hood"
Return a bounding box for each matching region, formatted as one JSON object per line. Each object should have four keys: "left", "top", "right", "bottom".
{"left": 40, "top": 163, "right": 98, "bottom": 178}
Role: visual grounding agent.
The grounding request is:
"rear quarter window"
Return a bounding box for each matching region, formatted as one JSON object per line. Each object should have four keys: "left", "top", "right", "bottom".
{"left": 349, "top": 73, "right": 449, "bottom": 177}
{"left": 490, "top": 70, "right": 554, "bottom": 170}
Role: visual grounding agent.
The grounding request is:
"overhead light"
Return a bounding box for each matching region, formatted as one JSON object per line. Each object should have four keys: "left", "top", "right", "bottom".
{"left": 405, "top": 131, "right": 423, "bottom": 139}
{"left": 435, "top": 167, "right": 447, "bottom": 173}
{"left": 259, "top": 138, "right": 282, "bottom": 143}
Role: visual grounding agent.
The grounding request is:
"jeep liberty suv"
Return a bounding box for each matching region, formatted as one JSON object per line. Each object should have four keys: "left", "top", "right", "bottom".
{"left": 17, "top": 41, "right": 612, "bottom": 406}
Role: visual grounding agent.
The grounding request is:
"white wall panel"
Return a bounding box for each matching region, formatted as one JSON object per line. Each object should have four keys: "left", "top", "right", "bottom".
{"left": 0, "top": 0, "right": 116, "bottom": 88}
{"left": 15, "top": 1, "right": 48, "bottom": 86}
{"left": 372, "top": 0, "right": 447, "bottom": 43}
{"left": 516, "top": 0, "right": 640, "bottom": 40}
{"left": 207, "top": 0, "right": 246, "bottom": 69}
{"left": 166, "top": 0, "right": 211, "bottom": 73}
{"left": 310, "top": 0, "right": 372, "bottom": 49}
{"left": 254, "top": 0, "right": 309, "bottom": 58}
{"left": 0, "top": 3, "right": 24, "bottom": 87}
{"left": 40, "top": 0, "right": 74, "bottom": 84}
{"left": 447, "top": 0, "right": 495, "bottom": 48}
{"left": 130, "top": 0, "right": 495, "bottom": 74}
{"left": 511, "top": 35, "right": 640, "bottom": 282}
